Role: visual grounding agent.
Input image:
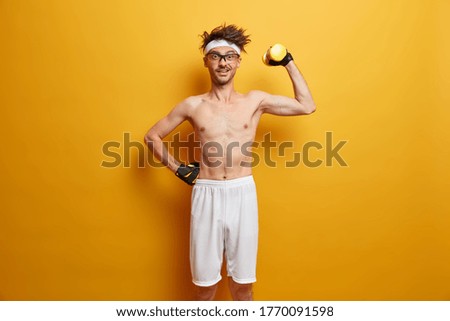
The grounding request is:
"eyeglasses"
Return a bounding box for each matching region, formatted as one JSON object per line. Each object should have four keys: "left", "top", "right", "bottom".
{"left": 206, "top": 53, "right": 240, "bottom": 62}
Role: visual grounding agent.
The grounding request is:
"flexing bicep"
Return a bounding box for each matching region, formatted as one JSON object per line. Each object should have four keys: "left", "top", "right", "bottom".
{"left": 259, "top": 93, "right": 309, "bottom": 116}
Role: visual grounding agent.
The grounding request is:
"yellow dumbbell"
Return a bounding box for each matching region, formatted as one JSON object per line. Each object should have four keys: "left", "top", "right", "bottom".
{"left": 262, "top": 43, "right": 293, "bottom": 66}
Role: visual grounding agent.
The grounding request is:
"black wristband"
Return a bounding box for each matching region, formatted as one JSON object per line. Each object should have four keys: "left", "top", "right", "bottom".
{"left": 280, "top": 52, "right": 294, "bottom": 66}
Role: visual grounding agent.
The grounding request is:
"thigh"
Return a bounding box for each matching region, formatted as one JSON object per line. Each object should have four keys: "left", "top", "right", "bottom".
{"left": 190, "top": 185, "right": 225, "bottom": 286}
{"left": 225, "top": 182, "right": 258, "bottom": 283}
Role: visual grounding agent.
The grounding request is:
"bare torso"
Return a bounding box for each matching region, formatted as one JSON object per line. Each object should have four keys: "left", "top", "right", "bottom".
{"left": 144, "top": 59, "right": 315, "bottom": 182}
{"left": 187, "top": 91, "right": 263, "bottom": 180}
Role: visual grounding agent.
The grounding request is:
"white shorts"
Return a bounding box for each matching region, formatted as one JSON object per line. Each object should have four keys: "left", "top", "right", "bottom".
{"left": 190, "top": 175, "right": 258, "bottom": 287}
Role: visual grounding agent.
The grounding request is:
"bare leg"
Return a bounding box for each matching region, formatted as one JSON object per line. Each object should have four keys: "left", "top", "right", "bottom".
{"left": 228, "top": 277, "right": 253, "bottom": 301}
{"left": 195, "top": 284, "right": 218, "bottom": 301}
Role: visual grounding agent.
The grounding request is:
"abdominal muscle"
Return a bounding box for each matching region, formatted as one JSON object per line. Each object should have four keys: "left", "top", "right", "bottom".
{"left": 198, "top": 138, "right": 255, "bottom": 180}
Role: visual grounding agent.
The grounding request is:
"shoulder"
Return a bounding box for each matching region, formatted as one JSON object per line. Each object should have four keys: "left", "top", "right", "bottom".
{"left": 178, "top": 95, "right": 203, "bottom": 109}
{"left": 244, "top": 90, "right": 271, "bottom": 111}
{"left": 172, "top": 95, "right": 204, "bottom": 117}
{"left": 245, "top": 90, "right": 271, "bottom": 104}
{"left": 246, "top": 90, "right": 269, "bottom": 99}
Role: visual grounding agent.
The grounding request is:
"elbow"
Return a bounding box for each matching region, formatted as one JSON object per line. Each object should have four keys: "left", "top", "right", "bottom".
{"left": 144, "top": 131, "right": 157, "bottom": 147}
{"left": 144, "top": 133, "right": 151, "bottom": 145}
{"left": 302, "top": 103, "right": 316, "bottom": 115}
{"left": 296, "top": 98, "right": 316, "bottom": 115}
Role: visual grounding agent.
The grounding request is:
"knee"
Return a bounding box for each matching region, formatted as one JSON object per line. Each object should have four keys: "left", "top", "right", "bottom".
{"left": 195, "top": 284, "right": 218, "bottom": 301}
{"left": 230, "top": 281, "right": 253, "bottom": 301}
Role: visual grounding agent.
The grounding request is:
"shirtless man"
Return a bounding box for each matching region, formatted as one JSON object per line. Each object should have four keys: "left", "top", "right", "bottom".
{"left": 144, "top": 24, "right": 316, "bottom": 301}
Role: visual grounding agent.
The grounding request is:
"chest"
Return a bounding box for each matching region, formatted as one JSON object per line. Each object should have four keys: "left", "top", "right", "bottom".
{"left": 192, "top": 102, "right": 260, "bottom": 139}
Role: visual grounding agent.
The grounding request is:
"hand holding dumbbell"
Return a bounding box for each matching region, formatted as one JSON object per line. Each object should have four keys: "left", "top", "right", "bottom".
{"left": 262, "top": 43, "right": 294, "bottom": 66}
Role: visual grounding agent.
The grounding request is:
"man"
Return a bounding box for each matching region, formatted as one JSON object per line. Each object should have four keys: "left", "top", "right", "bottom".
{"left": 144, "top": 24, "right": 316, "bottom": 301}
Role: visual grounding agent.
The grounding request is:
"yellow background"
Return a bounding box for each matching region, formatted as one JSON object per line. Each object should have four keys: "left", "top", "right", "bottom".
{"left": 1, "top": 0, "right": 449, "bottom": 300}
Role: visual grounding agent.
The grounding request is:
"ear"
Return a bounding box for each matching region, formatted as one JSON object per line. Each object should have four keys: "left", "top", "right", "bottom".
{"left": 203, "top": 56, "right": 208, "bottom": 67}
{"left": 236, "top": 57, "right": 241, "bottom": 68}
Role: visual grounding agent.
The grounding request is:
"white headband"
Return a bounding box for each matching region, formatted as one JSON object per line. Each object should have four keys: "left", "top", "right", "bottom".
{"left": 204, "top": 39, "right": 241, "bottom": 55}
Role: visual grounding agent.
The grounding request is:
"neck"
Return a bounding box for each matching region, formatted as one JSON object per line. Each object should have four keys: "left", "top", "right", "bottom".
{"left": 209, "top": 82, "right": 236, "bottom": 102}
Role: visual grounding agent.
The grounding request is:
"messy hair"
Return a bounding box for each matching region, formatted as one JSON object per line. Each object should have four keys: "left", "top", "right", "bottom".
{"left": 200, "top": 24, "right": 251, "bottom": 53}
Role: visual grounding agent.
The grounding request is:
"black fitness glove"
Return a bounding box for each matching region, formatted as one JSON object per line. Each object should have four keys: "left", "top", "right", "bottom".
{"left": 268, "top": 51, "right": 294, "bottom": 66}
{"left": 175, "top": 162, "right": 200, "bottom": 185}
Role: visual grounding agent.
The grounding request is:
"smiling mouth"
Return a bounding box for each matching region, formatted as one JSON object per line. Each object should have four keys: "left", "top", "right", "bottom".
{"left": 216, "top": 70, "right": 229, "bottom": 76}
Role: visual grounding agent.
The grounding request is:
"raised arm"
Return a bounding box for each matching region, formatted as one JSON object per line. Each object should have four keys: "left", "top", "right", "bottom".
{"left": 259, "top": 58, "right": 316, "bottom": 116}
{"left": 144, "top": 100, "right": 191, "bottom": 173}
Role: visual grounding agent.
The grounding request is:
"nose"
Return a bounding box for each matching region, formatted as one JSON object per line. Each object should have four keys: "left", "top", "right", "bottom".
{"left": 218, "top": 56, "right": 227, "bottom": 65}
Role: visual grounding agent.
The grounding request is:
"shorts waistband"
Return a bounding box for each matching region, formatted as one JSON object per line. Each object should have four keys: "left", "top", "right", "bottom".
{"left": 195, "top": 175, "right": 254, "bottom": 188}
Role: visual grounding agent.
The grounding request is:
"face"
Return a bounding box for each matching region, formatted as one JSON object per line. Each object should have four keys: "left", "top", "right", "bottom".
{"left": 203, "top": 46, "right": 241, "bottom": 86}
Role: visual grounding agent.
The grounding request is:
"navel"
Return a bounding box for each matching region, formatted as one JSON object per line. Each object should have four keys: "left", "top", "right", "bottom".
{"left": 243, "top": 124, "right": 248, "bottom": 129}
{"left": 200, "top": 127, "right": 205, "bottom": 132}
